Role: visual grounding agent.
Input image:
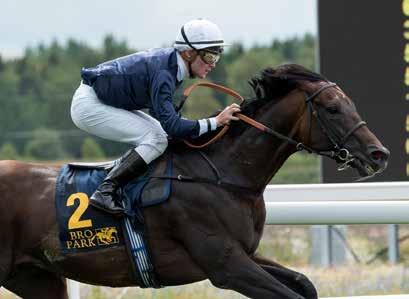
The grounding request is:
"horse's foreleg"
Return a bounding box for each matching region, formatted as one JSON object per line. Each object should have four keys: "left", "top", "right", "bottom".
{"left": 0, "top": 262, "right": 11, "bottom": 287}
{"left": 3, "top": 265, "right": 68, "bottom": 299}
{"left": 0, "top": 244, "right": 12, "bottom": 286}
{"left": 211, "top": 246, "right": 305, "bottom": 299}
{"left": 185, "top": 235, "right": 304, "bottom": 299}
{"left": 252, "top": 254, "right": 318, "bottom": 299}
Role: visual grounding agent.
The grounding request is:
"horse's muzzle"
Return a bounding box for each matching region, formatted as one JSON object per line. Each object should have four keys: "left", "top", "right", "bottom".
{"left": 366, "top": 144, "right": 390, "bottom": 171}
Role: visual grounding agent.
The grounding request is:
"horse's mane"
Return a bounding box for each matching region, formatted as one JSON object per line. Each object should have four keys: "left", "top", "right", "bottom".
{"left": 224, "top": 64, "right": 329, "bottom": 138}
{"left": 172, "top": 64, "right": 329, "bottom": 150}
{"left": 243, "top": 63, "right": 328, "bottom": 115}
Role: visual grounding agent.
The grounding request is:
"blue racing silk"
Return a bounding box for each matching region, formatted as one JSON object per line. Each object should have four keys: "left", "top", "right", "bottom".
{"left": 81, "top": 48, "right": 199, "bottom": 138}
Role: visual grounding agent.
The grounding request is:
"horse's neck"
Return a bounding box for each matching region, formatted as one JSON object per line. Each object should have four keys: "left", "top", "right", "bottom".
{"left": 211, "top": 91, "right": 305, "bottom": 191}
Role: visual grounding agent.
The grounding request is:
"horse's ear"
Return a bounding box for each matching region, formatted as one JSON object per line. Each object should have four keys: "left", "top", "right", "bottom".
{"left": 248, "top": 78, "right": 266, "bottom": 99}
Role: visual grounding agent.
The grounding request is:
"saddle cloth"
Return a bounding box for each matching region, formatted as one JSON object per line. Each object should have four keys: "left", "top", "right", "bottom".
{"left": 54, "top": 155, "right": 171, "bottom": 288}
{"left": 54, "top": 155, "right": 172, "bottom": 253}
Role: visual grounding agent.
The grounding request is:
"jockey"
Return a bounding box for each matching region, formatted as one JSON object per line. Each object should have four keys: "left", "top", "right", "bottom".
{"left": 70, "top": 18, "right": 241, "bottom": 215}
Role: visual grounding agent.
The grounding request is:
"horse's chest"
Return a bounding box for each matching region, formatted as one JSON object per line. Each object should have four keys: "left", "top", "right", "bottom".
{"left": 225, "top": 198, "right": 265, "bottom": 253}
{"left": 233, "top": 219, "right": 261, "bottom": 253}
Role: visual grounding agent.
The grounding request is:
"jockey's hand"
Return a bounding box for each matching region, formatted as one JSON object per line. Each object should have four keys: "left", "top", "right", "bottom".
{"left": 215, "top": 103, "right": 241, "bottom": 126}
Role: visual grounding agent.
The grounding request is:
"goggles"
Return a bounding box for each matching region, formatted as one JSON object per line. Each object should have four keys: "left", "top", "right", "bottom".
{"left": 198, "top": 50, "right": 221, "bottom": 65}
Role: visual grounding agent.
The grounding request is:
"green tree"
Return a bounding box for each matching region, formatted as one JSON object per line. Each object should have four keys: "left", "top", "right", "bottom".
{"left": 81, "top": 137, "right": 106, "bottom": 160}
{"left": 270, "top": 34, "right": 316, "bottom": 70}
{"left": 223, "top": 42, "right": 245, "bottom": 64}
{"left": 0, "top": 54, "right": 4, "bottom": 72}
{"left": 0, "top": 142, "right": 19, "bottom": 160}
{"left": 103, "top": 34, "right": 131, "bottom": 61}
{"left": 48, "top": 39, "right": 62, "bottom": 66}
{"left": 226, "top": 47, "right": 284, "bottom": 97}
{"left": 182, "top": 82, "right": 223, "bottom": 119}
{"left": 23, "top": 128, "right": 67, "bottom": 160}
{"left": 0, "top": 34, "right": 317, "bottom": 162}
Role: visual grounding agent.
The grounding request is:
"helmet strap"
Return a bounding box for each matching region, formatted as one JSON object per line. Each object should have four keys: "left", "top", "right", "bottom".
{"left": 180, "top": 50, "right": 198, "bottom": 79}
{"left": 188, "top": 62, "right": 195, "bottom": 79}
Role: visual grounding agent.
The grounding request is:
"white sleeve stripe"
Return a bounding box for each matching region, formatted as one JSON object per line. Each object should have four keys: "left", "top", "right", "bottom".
{"left": 198, "top": 118, "right": 219, "bottom": 136}
{"left": 209, "top": 117, "right": 217, "bottom": 130}
{"left": 198, "top": 119, "right": 207, "bottom": 136}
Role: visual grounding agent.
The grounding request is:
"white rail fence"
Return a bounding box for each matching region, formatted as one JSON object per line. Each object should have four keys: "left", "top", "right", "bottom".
{"left": 264, "top": 182, "right": 409, "bottom": 224}
{"left": 68, "top": 181, "right": 409, "bottom": 299}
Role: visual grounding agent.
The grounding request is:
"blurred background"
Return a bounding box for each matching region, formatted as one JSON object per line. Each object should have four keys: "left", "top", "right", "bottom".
{"left": 0, "top": 0, "right": 316, "bottom": 162}
{"left": 2, "top": 0, "right": 409, "bottom": 298}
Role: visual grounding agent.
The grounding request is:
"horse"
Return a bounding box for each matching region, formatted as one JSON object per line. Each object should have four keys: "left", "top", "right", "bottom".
{"left": 0, "top": 64, "right": 389, "bottom": 299}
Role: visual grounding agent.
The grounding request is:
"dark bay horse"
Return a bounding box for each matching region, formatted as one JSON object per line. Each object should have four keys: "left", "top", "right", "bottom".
{"left": 0, "top": 64, "right": 389, "bottom": 299}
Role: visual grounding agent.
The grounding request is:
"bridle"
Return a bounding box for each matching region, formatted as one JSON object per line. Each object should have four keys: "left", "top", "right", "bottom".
{"left": 301, "top": 82, "right": 367, "bottom": 167}
{"left": 149, "top": 81, "right": 370, "bottom": 192}
{"left": 181, "top": 82, "right": 367, "bottom": 167}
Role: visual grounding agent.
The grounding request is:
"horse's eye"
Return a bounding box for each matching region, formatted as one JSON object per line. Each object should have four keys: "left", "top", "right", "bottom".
{"left": 326, "top": 106, "right": 338, "bottom": 114}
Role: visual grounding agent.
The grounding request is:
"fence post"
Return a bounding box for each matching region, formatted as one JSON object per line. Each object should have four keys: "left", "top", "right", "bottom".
{"left": 311, "top": 225, "right": 346, "bottom": 266}
{"left": 388, "top": 224, "right": 400, "bottom": 264}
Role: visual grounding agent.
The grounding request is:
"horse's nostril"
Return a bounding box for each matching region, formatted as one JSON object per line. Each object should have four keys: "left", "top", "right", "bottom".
{"left": 368, "top": 145, "right": 390, "bottom": 164}
{"left": 371, "top": 150, "right": 385, "bottom": 161}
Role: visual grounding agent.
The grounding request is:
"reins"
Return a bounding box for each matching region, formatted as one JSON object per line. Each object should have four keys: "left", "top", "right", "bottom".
{"left": 180, "top": 81, "right": 366, "bottom": 161}
{"left": 162, "top": 81, "right": 367, "bottom": 192}
{"left": 181, "top": 82, "right": 244, "bottom": 148}
{"left": 181, "top": 81, "right": 310, "bottom": 150}
{"left": 181, "top": 82, "right": 299, "bottom": 149}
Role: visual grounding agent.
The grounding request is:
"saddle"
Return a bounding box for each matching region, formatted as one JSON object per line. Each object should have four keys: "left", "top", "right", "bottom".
{"left": 60, "top": 152, "right": 173, "bottom": 211}
{"left": 67, "top": 160, "right": 116, "bottom": 170}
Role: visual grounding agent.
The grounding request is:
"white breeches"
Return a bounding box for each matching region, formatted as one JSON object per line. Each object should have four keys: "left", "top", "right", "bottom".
{"left": 70, "top": 82, "right": 168, "bottom": 163}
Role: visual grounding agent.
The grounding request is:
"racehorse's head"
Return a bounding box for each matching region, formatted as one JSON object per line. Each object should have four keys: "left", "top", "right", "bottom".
{"left": 249, "top": 64, "right": 389, "bottom": 180}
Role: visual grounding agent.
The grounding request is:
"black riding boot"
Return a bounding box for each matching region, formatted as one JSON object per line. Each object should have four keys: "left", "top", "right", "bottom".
{"left": 90, "top": 149, "right": 148, "bottom": 215}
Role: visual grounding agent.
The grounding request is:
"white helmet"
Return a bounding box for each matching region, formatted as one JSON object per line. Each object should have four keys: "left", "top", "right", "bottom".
{"left": 174, "top": 19, "right": 228, "bottom": 52}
